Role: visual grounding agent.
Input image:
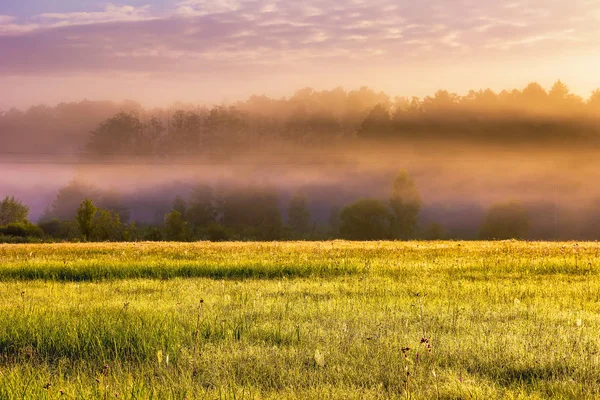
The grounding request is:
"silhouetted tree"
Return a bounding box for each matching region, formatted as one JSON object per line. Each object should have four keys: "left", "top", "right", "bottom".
{"left": 358, "top": 104, "right": 392, "bottom": 139}
{"left": 220, "top": 185, "right": 282, "bottom": 240}
{"left": 0, "top": 196, "right": 29, "bottom": 225}
{"left": 339, "top": 199, "right": 392, "bottom": 240}
{"left": 390, "top": 170, "right": 421, "bottom": 240}
{"left": 172, "top": 196, "right": 187, "bottom": 218}
{"left": 99, "top": 190, "right": 131, "bottom": 223}
{"left": 187, "top": 184, "right": 215, "bottom": 229}
{"left": 288, "top": 191, "right": 311, "bottom": 234}
{"left": 43, "top": 180, "right": 98, "bottom": 221}
{"left": 164, "top": 210, "right": 189, "bottom": 241}
{"left": 479, "top": 201, "right": 529, "bottom": 240}
{"left": 421, "top": 222, "right": 445, "bottom": 240}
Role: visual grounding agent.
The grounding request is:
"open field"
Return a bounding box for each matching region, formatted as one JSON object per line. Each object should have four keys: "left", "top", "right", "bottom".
{"left": 1, "top": 241, "right": 600, "bottom": 399}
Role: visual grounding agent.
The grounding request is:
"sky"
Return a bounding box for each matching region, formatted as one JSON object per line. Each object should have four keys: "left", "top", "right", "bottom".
{"left": 1, "top": 0, "right": 599, "bottom": 109}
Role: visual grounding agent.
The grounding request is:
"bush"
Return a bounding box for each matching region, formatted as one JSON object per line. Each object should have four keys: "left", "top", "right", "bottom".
{"left": 339, "top": 199, "right": 392, "bottom": 240}
{"left": 38, "top": 219, "right": 79, "bottom": 240}
{"left": 480, "top": 201, "right": 529, "bottom": 240}
{"left": 0, "top": 222, "right": 43, "bottom": 238}
{"left": 421, "top": 223, "right": 446, "bottom": 240}
{"left": 207, "top": 223, "right": 230, "bottom": 242}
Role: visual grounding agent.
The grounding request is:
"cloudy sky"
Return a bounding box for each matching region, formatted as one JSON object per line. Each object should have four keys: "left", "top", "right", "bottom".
{"left": 1, "top": 0, "right": 599, "bottom": 108}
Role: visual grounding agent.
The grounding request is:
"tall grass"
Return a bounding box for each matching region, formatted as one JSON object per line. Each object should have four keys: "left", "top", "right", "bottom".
{"left": 0, "top": 241, "right": 599, "bottom": 398}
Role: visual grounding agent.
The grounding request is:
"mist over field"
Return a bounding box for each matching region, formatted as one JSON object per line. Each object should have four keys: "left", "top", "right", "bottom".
{"left": 0, "top": 92, "right": 600, "bottom": 239}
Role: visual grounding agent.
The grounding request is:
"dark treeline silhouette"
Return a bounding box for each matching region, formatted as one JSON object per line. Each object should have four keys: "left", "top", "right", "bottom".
{"left": 2, "top": 81, "right": 600, "bottom": 161}
{"left": 3, "top": 81, "right": 600, "bottom": 242}
{"left": 0, "top": 168, "right": 593, "bottom": 243}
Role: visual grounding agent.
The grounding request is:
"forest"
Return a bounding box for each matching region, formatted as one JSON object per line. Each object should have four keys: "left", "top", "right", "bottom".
{"left": 2, "top": 80, "right": 600, "bottom": 243}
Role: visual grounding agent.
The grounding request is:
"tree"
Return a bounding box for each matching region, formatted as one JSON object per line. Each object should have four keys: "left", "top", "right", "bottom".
{"left": 339, "top": 199, "right": 392, "bottom": 240}
{"left": 328, "top": 205, "right": 341, "bottom": 236}
{"left": 357, "top": 104, "right": 392, "bottom": 139}
{"left": 390, "top": 170, "right": 421, "bottom": 240}
{"left": 164, "top": 210, "right": 189, "bottom": 241}
{"left": 172, "top": 196, "right": 187, "bottom": 217}
{"left": 479, "top": 201, "right": 529, "bottom": 240}
{"left": 76, "top": 199, "right": 97, "bottom": 240}
{"left": 93, "top": 209, "right": 128, "bottom": 241}
{"left": 220, "top": 185, "right": 282, "bottom": 240}
{"left": 288, "top": 191, "right": 311, "bottom": 234}
{"left": 99, "top": 190, "right": 131, "bottom": 223}
{"left": 0, "top": 196, "right": 29, "bottom": 225}
{"left": 85, "top": 112, "right": 160, "bottom": 158}
{"left": 589, "top": 89, "right": 600, "bottom": 111}
{"left": 43, "top": 180, "right": 97, "bottom": 221}
{"left": 549, "top": 80, "right": 569, "bottom": 102}
{"left": 187, "top": 184, "right": 215, "bottom": 229}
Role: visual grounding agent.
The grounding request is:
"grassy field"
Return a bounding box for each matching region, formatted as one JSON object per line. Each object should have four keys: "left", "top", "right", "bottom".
{"left": 1, "top": 241, "right": 599, "bottom": 399}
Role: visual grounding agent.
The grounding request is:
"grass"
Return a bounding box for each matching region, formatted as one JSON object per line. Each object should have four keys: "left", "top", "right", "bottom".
{"left": 0, "top": 241, "right": 599, "bottom": 399}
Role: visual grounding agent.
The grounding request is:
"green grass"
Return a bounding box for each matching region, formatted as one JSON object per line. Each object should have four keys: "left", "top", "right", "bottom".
{"left": 0, "top": 241, "right": 599, "bottom": 399}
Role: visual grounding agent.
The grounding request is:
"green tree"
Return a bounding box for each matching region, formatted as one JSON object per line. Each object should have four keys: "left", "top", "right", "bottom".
{"left": 339, "top": 199, "right": 392, "bottom": 240}
{"left": 164, "top": 210, "right": 189, "bottom": 241}
{"left": 479, "top": 201, "right": 529, "bottom": 240}
{"left": 288, "top": 191, "right": 311, "bottom": 234}
{"left": 76, "top": 199, "right": 97, "bottom": 241}
{"left": 390, "top": 170, "right": 421, "bottom": 240}
{"left": 0, "top": 196, "right": 29, "bottom": 225}
{"left": 93, "top": 209, "right": 127, "bottom": 241}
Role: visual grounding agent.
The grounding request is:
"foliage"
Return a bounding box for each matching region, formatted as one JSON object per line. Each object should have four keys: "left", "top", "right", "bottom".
{"left": 0, "top": 221, "right": 43, "bottom": 238}
{"left": 38, "top": 219, "right": 79, "bottom": 240}
{"left": 390, "top": 170, "right": 421, "bottom": 240}
{"left": 220, "top": 185, "right": 282, "bottom": 240}
{"left": 43, "top": 180, "right": 98, "bottom": 221}
{"left": 93, "top": 209, "right": 129, "bottom": 242}
{"left": 339, "top": 199, "right": 392, "bottom": 240}
{"left": 164, "top": 210, "right": 190, "bottom": 241}
{"left": 287, "top": 191, "right": 311, "bottom": 235}
{"left": 76, "top": 199, "right": 97, "bottom": 241}
{"left": 187, "top": 184, "right": 215, "bottom": 229}
{"left": 206, "top": 223, "right": 230, "bottom": 242}
{"left": 421, "top": 222, "right": 446, "bottom": 240}
{"left": 0, "top": 196, "right": 29, "bottom": 225}
{"left": 480, "top": 201, "right": 530, "bottom": 239}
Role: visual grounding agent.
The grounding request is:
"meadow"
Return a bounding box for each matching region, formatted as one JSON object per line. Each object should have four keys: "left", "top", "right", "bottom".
{"left": 0, "top": 241, "right": 599, "bottom": 399}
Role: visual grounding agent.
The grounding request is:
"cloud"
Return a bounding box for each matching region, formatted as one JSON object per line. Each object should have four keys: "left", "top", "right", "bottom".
{"left": 34, "top": 4, "right": 154, "bottom": 27}
{"left": 0, "top": 0, "right": 598, "bottom": 77}
{"left": 0, "top": 15, "right": 39, "bottom": 34}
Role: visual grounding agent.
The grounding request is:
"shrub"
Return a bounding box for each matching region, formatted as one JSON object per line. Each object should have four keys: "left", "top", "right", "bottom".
{"left": 339, "top": 199, "right": 392, "bottom": 240}
{"left": 480, "top": 201, "right": 529, "bottom": 240}
{"left": 0, "top": 222, "right": 43, "bottom": 238}
{"left": 207, "top": 223, "right": 230, "bottom": 242}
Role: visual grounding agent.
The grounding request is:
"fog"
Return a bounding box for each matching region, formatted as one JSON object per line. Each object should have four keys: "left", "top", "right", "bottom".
{"left": 2, "top": 142, "right": 599, "bottom": 239}
{"left": 2, "top": 82, "right": 600, "bottom": 239}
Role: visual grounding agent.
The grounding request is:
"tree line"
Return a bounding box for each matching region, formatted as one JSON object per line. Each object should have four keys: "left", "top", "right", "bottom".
{"left": 0, "top": 171, "right": 531, "bottom": 243}
{"left": 2, "top": 81, "right": 600, "bottom": 160}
